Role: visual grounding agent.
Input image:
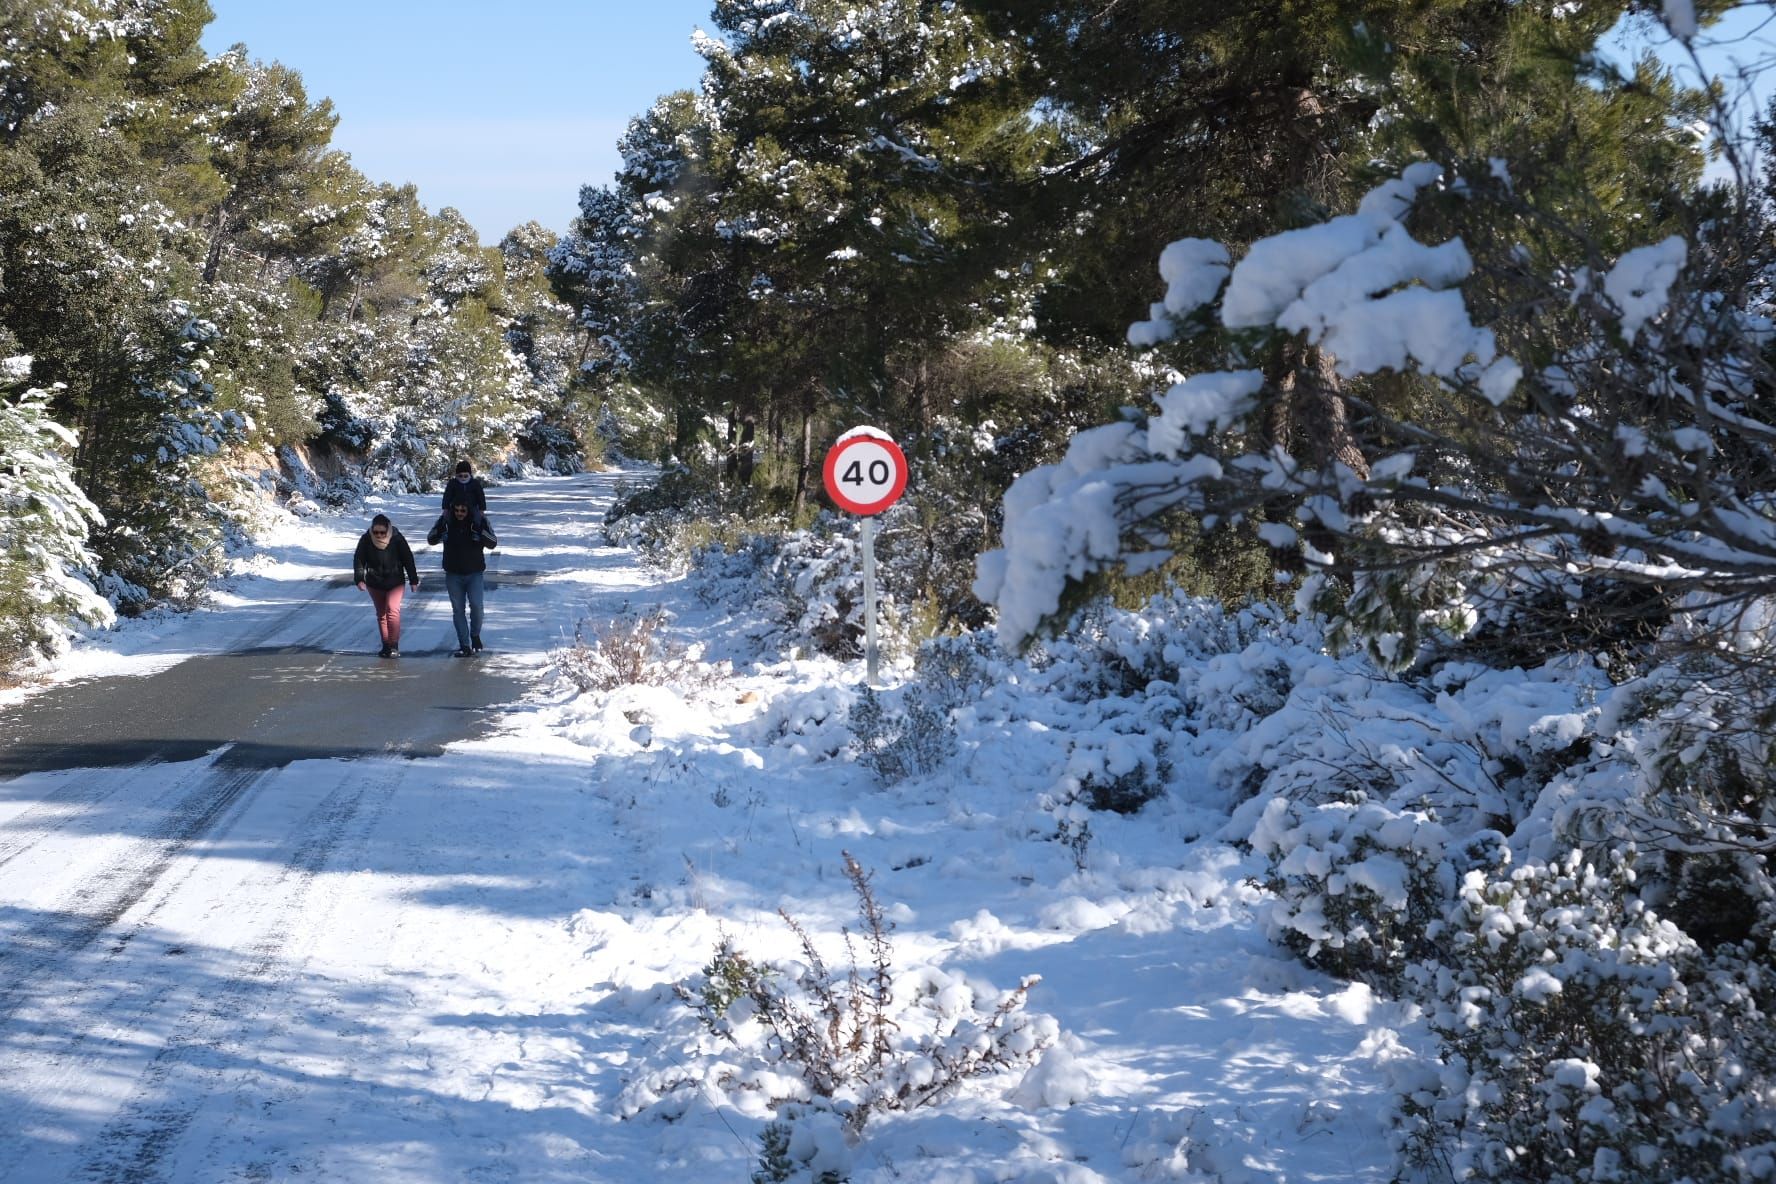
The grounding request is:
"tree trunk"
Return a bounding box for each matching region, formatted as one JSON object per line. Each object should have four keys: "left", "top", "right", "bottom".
{"left": 791, "top": 394, "right": 815, "bottom": 523}
{"left": 202, "top": 203, "right": 231, "bottom": 286}
{"left": 673, "top": 396, "right": 702, "bottom": 461}
{"left": 912, "top": 355, "right": 931, "bottom": 434}
{"left": 1264, "top": 342, "right": 1369, "bottom": 572}
{"left": 1264, "top": 342, "right": 1369, "bottom": 481}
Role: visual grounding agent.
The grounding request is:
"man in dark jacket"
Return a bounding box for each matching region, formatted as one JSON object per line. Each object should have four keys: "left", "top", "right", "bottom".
{"left": 442, "top": 460, "right": 487, "bottom": 519}
{"left": 353, "top": 513, "right": 419, "bottom": 658}
{"left": 427, "top": 500, "right": 498, "bottom": 656}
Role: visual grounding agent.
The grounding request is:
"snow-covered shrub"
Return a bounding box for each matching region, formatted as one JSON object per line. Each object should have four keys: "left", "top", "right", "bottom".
{"left": 87, "top": 313, "right": 249, "bottom": 611}
{"left": 515, "top": 414, "right": 584, "bottom": 474}
{"left": 678, "top": 854, "right": 1054, "bottom": 1133}
{"left": 0, "top": 368, "right": 113, "bottom": 671}
{"left": 1251, "top": 795, "right": 1459, "bottom": 987}
{"left": 1516, "top": 659, "right": 1776, "bottom": 951}
{"left": 1006, "top": 593, "right": 1323, "bottom": 822}
{"left": 1227, "top": 656, "right": 1602, "bottom": 837}
{"left": 846, "top": 635, "right": 999, "bottom": 784}
{"left": 274, "top": 444, "right": 371, "bottom": 510}
{"left": 313, "top": 386, "right": 375, "bottom": 452}
{"left": 1394, "top": 847, "right": 1776, "bottom": 1183}
{"left": 602, "top": 464, "right": 737, "bottom": 569}
{"left": 551, "top": 606, "right": 714, "bottom": 692}
{"left": 690, "top": 530, "right": 791, "bottom": 608}
{"left": 752, "top": 1106, "right": 850, "bottom": 1184}
{"left": 764, "top": 517, "right": 884, "bottom": 659}
{"left": 1119, "top": 1107, "right": 1270, "bottom": 1181}
{"left": 872, "top": 441, "right": 997, "bottom": 633}
{"left": 1031, "top": 593, "right": 1312, "bottom": 711}
{"left": 680, "top": 511, "right": 912, "bottom": 662}
{"left": 1070, "top": 732, "right": 1171, "bottom": 815}
{"left": 848, "top": 684, "right": 956, "bottom": 785}
{"left": 696, "top": 932, "right": 774, "bottom": 1017}
{"left": 908, "top": 631, "right": 998, "bottom": 711}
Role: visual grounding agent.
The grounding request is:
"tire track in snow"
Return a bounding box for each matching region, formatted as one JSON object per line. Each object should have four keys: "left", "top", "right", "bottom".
{"left": 0, "top": 761, "right": 268, "bottom": 1029}
{"left": 74, "top": 763, "right": 407, "bottom": 1184}
{"left": 0, "top": 762, "right": 179, "bottom": 872}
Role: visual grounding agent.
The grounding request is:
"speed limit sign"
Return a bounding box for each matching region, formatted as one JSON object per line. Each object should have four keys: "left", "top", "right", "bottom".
{"left": 822, "top": 428, "right": 906, "bottom": 686}
{"left": 822, "top": 430, "right": 908, "bottom": 516}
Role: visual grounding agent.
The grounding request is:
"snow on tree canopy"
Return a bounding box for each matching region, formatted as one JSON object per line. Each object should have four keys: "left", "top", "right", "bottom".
{"left": 1602, "top": 235, "right": 1686, "bottom": 340}
{"left": 1220, "top": 161, "right": 1510, "bottom": 392}
{"left": 979, "top": 163, "right": 1523, "bottom": 648}
{"left": 1662, "top": 0, "right": 1699, "bottom": 38}
{"left": 1148, "top": 370, "right": 1264, "bottom": 455}
{"left": 1127, "top": 238, "right": 1230, "bottom": 346}
{"left": 973, "top": 421, "right": 1223, "bottom": 646}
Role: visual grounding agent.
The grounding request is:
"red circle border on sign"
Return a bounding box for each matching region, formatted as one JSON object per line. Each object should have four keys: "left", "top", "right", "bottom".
{"left": 822, "top": 435, "right": 909, "bottom": 516}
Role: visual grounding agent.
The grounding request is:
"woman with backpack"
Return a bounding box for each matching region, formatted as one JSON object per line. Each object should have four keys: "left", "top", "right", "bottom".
{"left": 353, "top": 513, "right": 419, "bottom": 658}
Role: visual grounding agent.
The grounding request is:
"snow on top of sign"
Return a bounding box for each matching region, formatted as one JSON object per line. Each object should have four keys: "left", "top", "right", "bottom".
{"left": 836, "top": 424, "right": 897, "bottom": 444}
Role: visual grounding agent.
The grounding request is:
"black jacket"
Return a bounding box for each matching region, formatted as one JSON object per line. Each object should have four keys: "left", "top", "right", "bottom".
{"left": 442, "top": 476, "right": 487, "bottom": 516}
{"left": 428, "top": 511, "right": 498, "bottom": 574}
{"left": 353, "top": 528, "right": 418, "bottom": 590}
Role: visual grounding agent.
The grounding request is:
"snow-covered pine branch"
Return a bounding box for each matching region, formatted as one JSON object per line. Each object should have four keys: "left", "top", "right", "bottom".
{"left": 977, "top": 159, "right": 1776, "bottom": 674}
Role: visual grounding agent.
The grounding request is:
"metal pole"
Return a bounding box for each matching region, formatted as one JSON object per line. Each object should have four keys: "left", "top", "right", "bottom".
{"left": 861, "top": 514, "right": 879, "bottom": 686}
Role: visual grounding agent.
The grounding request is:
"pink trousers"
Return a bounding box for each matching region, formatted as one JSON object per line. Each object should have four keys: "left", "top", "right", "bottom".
{"left": 367, "top": 584, "right": 406, "bottom": 647}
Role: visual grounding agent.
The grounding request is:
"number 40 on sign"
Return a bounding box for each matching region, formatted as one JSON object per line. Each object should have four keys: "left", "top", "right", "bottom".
{"left": 822, "top": 429, "right": 907, "bottom": 516}
{"left": 821, "top": 428, "right": 907, "bottom": 685}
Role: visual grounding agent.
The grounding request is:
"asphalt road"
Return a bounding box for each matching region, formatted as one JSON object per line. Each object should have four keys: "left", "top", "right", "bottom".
{"left": 0, "top": 578, "right": 533, "bottom": 776}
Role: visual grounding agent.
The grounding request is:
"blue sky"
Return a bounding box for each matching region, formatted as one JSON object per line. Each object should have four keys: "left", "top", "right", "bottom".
{"left": 201, "top": 1, "right": 715, "bottom": 242}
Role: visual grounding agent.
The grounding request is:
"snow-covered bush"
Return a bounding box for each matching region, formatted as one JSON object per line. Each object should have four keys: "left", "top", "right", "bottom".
{"left": 677, "top": 854, "right": 1055, "bottom": 1134}
{"left": 1033, "top": 593, "right": 1314, "bottom": 716}
{"left": 1394, "top": 848, "right": 1776, "bottom": 1183}
{"left": 909, "top": 631, "right": 998, "bottom": 710}
{"left": 846, "top": 633, "right": 1000, "bottom": 784}
{"left": 677, "top": 510, "right": 914, "bottom": 662}
{"left": 602, "top": 464, "right": 738, "bottom": 569}
{"left": 1001, "top": 592, "right": 1330, "bottom": 825}
{"left": 91, "top": 313, "right": 249, "bottom": 611}
{"left": 848, "top": 684, "right": 956, "bottom": 784}
{"left": 515, "top": 414, "right": 585, "bottom": 474}
{"left": 551, "top": 606, "right": 714, "bottom": 693}
{"left": 275, "top": 444, "right": 368, "bottom": 510}
{"left": 757, "top": 516, "right": 896, "bottom": 660}
{"left": 1060, "top": 730, "right": 1171, "bottom": 817}
{"left": 0, "top": 364, "right": 113, "bottom": 671}
{"left": 752, "top": 1105, "right": 849, "bottom": 1184}
{"left": 1251, "top": 796, "right": 1460, "bottom": 987}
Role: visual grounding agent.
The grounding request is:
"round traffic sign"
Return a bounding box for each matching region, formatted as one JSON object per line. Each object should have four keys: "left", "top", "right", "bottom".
{"left": 822, "top": 431, "right": 908, "bottom": 516}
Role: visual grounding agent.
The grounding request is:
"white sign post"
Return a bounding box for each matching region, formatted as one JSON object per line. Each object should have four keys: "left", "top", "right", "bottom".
{"left": 822, "top": 428, "right": 908, "bottom": 686}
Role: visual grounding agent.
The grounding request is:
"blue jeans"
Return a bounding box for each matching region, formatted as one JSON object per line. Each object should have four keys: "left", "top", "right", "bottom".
{"left": 445, "top": 570, "right": 485, "bottom": 650}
